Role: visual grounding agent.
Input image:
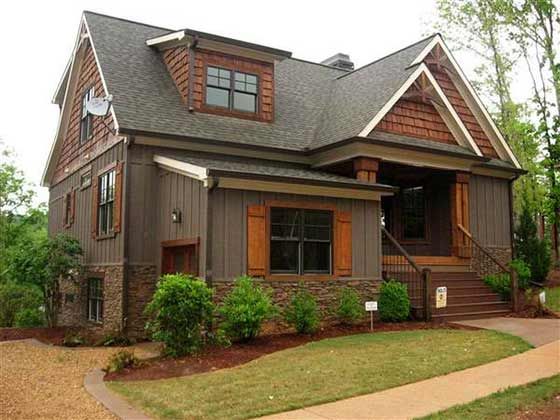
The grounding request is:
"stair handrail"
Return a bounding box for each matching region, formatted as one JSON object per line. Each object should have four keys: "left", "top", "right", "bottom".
{"left": 457, "top": 224, "right": 509, "bottom": 272}
{"left": 381, "top": 226, "right": 422, "bottom": 274}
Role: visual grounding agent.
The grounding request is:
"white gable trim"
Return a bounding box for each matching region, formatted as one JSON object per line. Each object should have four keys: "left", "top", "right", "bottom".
{"left": 411, "top": 35, "right": 521, "bottom": 168}
{"left": 357, "top": 63, "right": 483, "bottom": 156}
{"left": 153, "top": 155, "right": 209, "bottom": 183}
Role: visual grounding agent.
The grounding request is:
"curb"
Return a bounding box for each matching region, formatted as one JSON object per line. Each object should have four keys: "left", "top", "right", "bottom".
{"left": 84, "top": 368, "right": 152, "bottom": 420}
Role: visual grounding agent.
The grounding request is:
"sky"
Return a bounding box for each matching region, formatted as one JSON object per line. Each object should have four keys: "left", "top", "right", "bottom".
{"left": 0, "top": 0, "right": 529, "bottom": 205}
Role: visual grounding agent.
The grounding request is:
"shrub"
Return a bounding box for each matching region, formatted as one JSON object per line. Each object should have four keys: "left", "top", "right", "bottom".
{"left": 510, "top": 259, "right": 531, "bottom": 290}
{"left": 378, "top": 280, "right": 410, "bottom": 322}
{"left": 515, "top": 206, "right": 551, "bottom": 284}
{"left": 336, "top": 287, "right": 363, "bottom": 325}
{"left": 284, "top": 285, "right": 320, "bottom": 334}
{"left": 0, "top": 282, "right": 43, "bottom": 327}
{"left": 105, "top": 350, "right": 139, "bottom": 373}
{"left": 145, "top": 274, "right": 214, "bottom": 357}
{"left": 96, "top": 330, "right": 133, "bottom": 347}
{"left": 14, "top": 308, "right": 45, "bottom": 328}
{"left": 484, "top": 273, "right": 511, "bottom": 300}
{"left": 63, "top": 331, "right": 84, "bottom": 347}
{"left": 218, "top": 275, "right": 277, "bottom": 341}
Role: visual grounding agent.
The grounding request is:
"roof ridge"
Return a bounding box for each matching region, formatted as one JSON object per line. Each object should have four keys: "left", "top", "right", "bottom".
{"left": 336, "top": 33, "right": 440, "bottom": 80}
{"left": 83, "top": 10, "right": 174, "bottom": 32}
{"left": 288, "top": 57, "right": 348, "bottom": 72}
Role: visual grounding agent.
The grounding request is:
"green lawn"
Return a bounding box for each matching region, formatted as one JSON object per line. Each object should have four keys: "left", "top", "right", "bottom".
{"left": 545, "top": 287, "right": 560, "bottom": 312}
{"left": 108, "top": 329, "right": 531, "bottom": 420}
{"left": 418, "top": 374, "right": 560, "bottom": 420}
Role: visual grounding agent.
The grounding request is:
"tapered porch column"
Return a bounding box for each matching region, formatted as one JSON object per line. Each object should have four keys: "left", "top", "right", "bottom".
{"left": 450, "top": 172, "right": 471, "bottom": 258}
{"left": 353, "top": 157, "right": 380, "bottom": 183}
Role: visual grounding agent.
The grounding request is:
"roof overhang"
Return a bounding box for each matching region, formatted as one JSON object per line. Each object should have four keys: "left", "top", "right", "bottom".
{"left": 146, "top": 29, "right": 292, "bottom": 63}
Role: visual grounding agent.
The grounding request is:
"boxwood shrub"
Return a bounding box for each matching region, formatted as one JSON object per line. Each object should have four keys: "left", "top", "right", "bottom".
{"left": 378, "top": 280, "right": 410, "bottom": 322}
{"left": 336, "top": 287, "right": 363, "bottom": 325}
{"left": 284, "top": 284, "right": 320, "bottom": 334}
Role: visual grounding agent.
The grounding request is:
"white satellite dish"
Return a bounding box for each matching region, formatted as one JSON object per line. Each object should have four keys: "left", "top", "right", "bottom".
{"left": 86, "top": 95, "right": 113, "bottom": 116}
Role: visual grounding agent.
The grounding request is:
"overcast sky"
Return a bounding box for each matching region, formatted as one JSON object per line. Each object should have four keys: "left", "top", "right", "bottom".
{"left": 0, "top": 0, "right": 528, "bottom": 204}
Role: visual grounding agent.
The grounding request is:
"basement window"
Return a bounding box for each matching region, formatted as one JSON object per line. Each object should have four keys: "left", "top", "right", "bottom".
{"left": 87, "top": 277, "right": 103, "bottom": 322}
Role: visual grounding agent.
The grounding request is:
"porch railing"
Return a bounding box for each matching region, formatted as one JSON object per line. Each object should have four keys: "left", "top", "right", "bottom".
{"left": 381, "top": 227, "right": 432, "bottom": 320}
{"left": 457, "top": 224, "right": 518, "bottom": 311}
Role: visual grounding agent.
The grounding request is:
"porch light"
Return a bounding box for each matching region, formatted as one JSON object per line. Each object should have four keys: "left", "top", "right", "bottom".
{"left": 171, "top": 208, "right": 182, "bottom": 223}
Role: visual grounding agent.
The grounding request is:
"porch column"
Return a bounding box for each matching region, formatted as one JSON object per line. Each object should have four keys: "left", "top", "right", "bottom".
{"left": 450, "top": 172, "right": 471, "bottom": 258}
{"left": 353, "top": 157, "right": 380, "bottom": 183}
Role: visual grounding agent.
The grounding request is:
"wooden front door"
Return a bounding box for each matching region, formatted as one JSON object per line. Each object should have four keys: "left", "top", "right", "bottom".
{"left": 162, "top": 244, "right": 198, "bottom": 276}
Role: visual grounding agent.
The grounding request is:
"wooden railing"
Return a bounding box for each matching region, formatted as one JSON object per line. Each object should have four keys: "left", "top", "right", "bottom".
{"left": 457, "top": 224, "right": 518, "bottom": 310}
{"left": 381, "top": 227, "right": 432, "bottom": 320}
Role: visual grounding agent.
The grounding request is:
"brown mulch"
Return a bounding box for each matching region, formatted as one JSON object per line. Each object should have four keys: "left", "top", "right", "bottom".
{"left": 105, "top": 321, "right": 477, "bottom": 382}
{"left": 546, "top": 269, "right": 560, "bottom": 287}
{"left": 514, "top": 394, "right": 560, "bottom": 420}
{"left": 0, "top": 326, "right": 69, "bottom": 345}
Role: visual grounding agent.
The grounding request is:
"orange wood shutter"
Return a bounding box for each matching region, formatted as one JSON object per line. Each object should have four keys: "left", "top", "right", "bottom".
{"left": 335, "top": 211, "right": 352, "bottom": 276}
{"left": 91, "top": 176, "right": 99, "bottom": 239}
{"left": 113, "top": 161, "right": 124, "bottom": 233}
{"left": 247, "top": 205, "right": 267, "bottom": 277}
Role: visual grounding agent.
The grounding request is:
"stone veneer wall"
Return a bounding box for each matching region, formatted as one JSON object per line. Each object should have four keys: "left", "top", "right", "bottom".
{"left": 470, "top": 247, "right": 512, "bottom": 278}
{"left": 58, "top": 265, "right": 124, "bottom": 336}
{"left": 125, "top": 264, "right": 158, "bottom": 338}
{"left": 213, "top": 278, "right": 381, "bottom": 322}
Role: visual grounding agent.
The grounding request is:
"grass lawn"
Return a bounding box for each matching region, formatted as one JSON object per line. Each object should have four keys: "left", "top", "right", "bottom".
{"left": 418, "top": 374, "right": 560, "bottom": 420}
{"left": 545, "top": 287, "right": 560, "bottom": 312}
{"left": 108, "top": 329, "right": 531, "bottom": 420}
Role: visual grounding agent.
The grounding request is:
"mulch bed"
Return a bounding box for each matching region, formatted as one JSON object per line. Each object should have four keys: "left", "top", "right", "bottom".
{"left": 105, "top": 321, "right": 477, "bottom": 382}
{"left": 514, "top": 394, "right": 560, "bottom": 420}
{"left": 0, "top": 327, "right": 69, "bottom": 345}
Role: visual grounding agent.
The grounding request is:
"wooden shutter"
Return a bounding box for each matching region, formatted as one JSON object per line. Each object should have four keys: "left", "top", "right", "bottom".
{"left": 69, "top": 189, "right": 76, "bottom": 226}
{"left": 63, "top": 193, "right": 69, "bottom": 227}
{"left": 247, "top": 205, "right": 266, "bottom": 277}
{"left": 91, "top": 175, "right": 99, "bottom": 239}
{"left": 113, "top": 161, "right": 124, "bottom": 233}
{"left": 335, "top": 211, "right": 352, "bottom": 277}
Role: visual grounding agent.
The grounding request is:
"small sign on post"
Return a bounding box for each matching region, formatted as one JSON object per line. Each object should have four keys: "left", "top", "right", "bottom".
{"left": 539, "top": 291, "right": 546, "bottom": 304}
{"left": 365, "top": 301, "right": 378, "bottom": 331}
{"left": 436, "top": 287, "right": 447, "bottom": 309}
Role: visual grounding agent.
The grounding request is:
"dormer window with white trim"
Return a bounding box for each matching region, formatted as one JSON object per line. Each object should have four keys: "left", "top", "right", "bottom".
{"left": 80, "top": 86, "right": 95, "bottom": 143}
{"left": 205, "top": 66, "right": 258, "bottom": 113}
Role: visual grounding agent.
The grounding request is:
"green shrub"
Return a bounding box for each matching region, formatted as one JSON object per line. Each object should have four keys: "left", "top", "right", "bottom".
{"left": 484, "top": 273, "right": 511, "bottom": 299}
{"left": 515, "top": 206, "right": 551, "bottom": 283}
{"left": 336, "top": 287, "right": 363, "bottom": 325}
{"left": 284, "top": 284, "right": 320, "bottom": 334}
{"left": 378, "top": 280, "right": 410, "bottom": 322}
{"left": 0, "top": 282, "right": 43, "bottom": 327}
{"left": 96, "top": 330, "right": 133, "bottom": 347}
{"left": 14, "top": 308, "right": 45, "bottom": 328}
{"left": 105, "top": 350, "right": 139, "bottom": 373}
{"left": 63, "top": 331, "right": 84, "bottom": 347}
{"left": 145, "top": 274, "right": 214, "bottom": 357}
{"left": 218, "top": 275, "right": 277, "bottom": 341}
{"left": 509, "top": 259, "right": 531, "bottom": 290}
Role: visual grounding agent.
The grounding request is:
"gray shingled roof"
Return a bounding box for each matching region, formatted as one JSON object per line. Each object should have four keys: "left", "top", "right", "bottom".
{"left": 158, "top": 151, "right": 396, "bottom": 191}
{"left": 84, "top": 11, "right": 437, "bottom": 153}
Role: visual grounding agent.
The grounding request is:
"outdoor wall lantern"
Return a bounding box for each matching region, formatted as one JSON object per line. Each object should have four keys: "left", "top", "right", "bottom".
{"left": 171, "top": 208, "right": 182, "bottom": 223}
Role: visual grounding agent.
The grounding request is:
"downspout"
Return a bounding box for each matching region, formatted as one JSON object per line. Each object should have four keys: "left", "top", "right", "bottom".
{"left": 204, "top": 176, "right": 219, "bottom": 287}
{"left": 121, "top": 135, "right": 134, "bottom": 333}
{"left": 187, "top": 36, "right": 199, "bottom": 112}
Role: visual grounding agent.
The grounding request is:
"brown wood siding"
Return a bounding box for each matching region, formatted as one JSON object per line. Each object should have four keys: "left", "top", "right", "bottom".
{"left": 375, "top": 88, "right": 456, "bottom": 145}
{"left": 54, "top": 41, "right": 115, "bottom": 184}
{"left": 162, "top": 46, "right": 189, "bottom": 104}
{"left": 211, "top": 189, "right": 380, "bottom": 281}
{"left": 48, "top": 143, "right": 124, "bottom": 264}
{"left": 469, "top": 175, "right": 511, "bottom": 247}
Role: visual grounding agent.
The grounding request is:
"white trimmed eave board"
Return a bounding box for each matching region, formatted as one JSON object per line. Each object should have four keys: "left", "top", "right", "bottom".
{"left": 410, "top": 35, "right": 521, "bottom": 168}
{"left": 357, "top": 63, "right": 483, "bottom": 157}
{"left": 42, "top": 13, "right": 120, "bottom": 187}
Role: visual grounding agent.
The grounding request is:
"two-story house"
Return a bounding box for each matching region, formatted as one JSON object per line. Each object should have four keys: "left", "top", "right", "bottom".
{"left": 43, "top": 11, "right": 523, "bottom": 337}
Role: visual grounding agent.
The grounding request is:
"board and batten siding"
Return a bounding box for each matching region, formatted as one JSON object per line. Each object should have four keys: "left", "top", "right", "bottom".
{"left": 48, "top": 143, "right": 125, "bottom": 264}
{"left": 210, "top": 188, "right": 381, "bottom": 282}
{"left": 469, "top": 174, "right": 511, "bottom": 248}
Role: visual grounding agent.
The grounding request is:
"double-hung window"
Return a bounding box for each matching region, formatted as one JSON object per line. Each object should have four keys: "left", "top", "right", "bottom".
{"left": 87, "top": 277, "right": 103, "bottom": 322}
{"left": 270, "top": 208, "right": 332, "bottom": 275}
{"left": 402, "top": 186, "right": 426, "bottom": 240}
{"left": 98, "top": 169, "right": 115, "bottom": 235}
{"left": 206, "top": 66, "right": 258, "bottom": 113}
{"left": 80, "top": 87, "right": 94, "bottom": 143}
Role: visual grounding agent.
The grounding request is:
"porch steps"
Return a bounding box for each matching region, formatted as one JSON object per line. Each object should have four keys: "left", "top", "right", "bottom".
{"left": 429, "top": 271, "right": 511, "bottom": 322}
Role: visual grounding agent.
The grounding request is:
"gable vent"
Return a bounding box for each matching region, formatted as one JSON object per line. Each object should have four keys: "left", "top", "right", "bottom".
{"left": 321, "top": 53, "right": 354, "bottom": 71}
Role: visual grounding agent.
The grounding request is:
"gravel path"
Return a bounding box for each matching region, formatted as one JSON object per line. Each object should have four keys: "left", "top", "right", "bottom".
{"left": 0, "top": 340, "right": 153, "bottom": 419}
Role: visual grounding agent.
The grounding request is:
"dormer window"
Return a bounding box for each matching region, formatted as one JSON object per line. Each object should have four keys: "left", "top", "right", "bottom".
{"left": 206, "top": 66, "right": 258, "bottom": 113}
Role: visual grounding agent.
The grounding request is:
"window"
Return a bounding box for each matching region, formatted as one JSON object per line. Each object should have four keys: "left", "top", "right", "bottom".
{"left": 270, "top": 208, "right": 332, "bottom": 275}
{"left": 63, "top": 191, "right": 73, "bottom": 227}
{"left": 87, "top": 277, "right": 103, "bottom": 322}
{"left": 98, "top": 169, "right": 115, "bottom": 235}
{"left": 80, "top": 87, "right": 94, "bottom": 143}
{"left": 80, "top": 169, "right": 92, "bottom": 189}
{"left": 205, "top": 66, "right": 258, "bottom": 113}
{"left": 402, "top": 186, "right": 426, "bottom": 240}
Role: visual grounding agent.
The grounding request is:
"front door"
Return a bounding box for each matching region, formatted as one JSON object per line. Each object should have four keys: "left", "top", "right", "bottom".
{"left": 162, "top": 245, "right": 198, "bottom": 276}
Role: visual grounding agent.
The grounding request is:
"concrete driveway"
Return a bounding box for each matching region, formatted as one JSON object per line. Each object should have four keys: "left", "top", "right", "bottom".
{"left": 454, "top": 317, "right": 560, "bottom": 347}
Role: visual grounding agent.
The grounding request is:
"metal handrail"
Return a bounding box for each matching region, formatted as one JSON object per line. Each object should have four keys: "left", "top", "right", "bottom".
{"left": 381, "top": 227, "right": 423, "bottom": 274}
{"left": 457, "top": 224, "right": 509, "bottom": 272}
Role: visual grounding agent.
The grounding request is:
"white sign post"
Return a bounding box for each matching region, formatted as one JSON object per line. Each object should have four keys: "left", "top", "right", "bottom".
{"left": 365, "top": 301, "right": 378, "bottom": 331}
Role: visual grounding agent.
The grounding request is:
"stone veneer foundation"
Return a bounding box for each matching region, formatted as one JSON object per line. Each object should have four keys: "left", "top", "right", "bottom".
{"left": 470, "top": 247, "right": 512, "bottom": 278}
{"left": 125, "top": 264, "right": 158, "bottom": 338}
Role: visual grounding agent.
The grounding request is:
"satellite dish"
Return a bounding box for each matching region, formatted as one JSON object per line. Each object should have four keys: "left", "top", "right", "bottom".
{"left": 86, "top": 95, "right": 113, "bottom": 116}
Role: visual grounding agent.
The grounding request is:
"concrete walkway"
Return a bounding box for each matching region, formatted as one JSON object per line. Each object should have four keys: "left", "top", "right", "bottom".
{"left": 260, "top": 340, "right": 560, "bottom": 420}
{"left": 454, "top": 317, "right": 560, "bottom": 347}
